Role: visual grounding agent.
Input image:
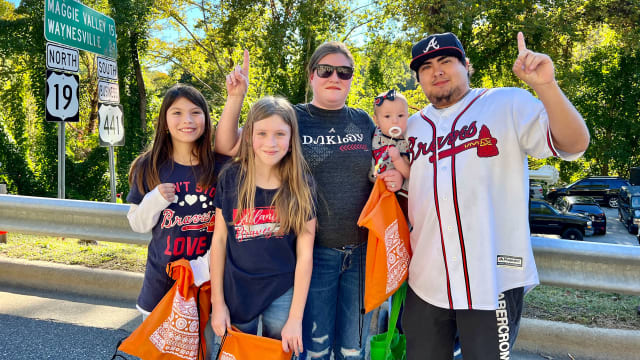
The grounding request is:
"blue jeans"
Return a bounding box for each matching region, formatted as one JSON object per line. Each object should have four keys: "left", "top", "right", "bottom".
{"left": 302, "top": 245, "right": 372, "bottom": 360}
{"left": 233, "top": 287, "right": 293, "bottom": 338}
{"left": 208, "top": 288, "right": 293, "bottom": 359}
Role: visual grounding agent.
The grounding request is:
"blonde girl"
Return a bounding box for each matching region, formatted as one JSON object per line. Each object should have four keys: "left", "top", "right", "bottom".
{"left": 210, "top": 96, "right": 316, "bottom": 356}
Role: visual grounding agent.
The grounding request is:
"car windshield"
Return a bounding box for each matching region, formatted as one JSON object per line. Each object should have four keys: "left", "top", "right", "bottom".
{"left": 632, "top": 197, "right": 640, "bottom": 208}
{"left": 570, "top": 204, "right": 601, "bottom": 214}
{"left": 531, "top": 202, "right": 558, "bottom": 215}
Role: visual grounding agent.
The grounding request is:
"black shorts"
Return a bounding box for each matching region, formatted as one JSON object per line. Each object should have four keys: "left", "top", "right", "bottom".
{"left": 402, "top": 285, "right": 524, "bottom": 360}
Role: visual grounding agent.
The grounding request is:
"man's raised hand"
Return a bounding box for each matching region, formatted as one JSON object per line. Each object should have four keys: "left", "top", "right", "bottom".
{"left": 512, "top": 32, "right": 555, "bottom": 88}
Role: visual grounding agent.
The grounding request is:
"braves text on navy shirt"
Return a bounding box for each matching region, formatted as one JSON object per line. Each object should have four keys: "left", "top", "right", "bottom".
{"left": 127, "top": 154, "right": 227, "bottom": 312}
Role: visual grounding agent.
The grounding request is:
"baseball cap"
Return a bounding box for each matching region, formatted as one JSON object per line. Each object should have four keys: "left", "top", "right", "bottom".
{"left": 410, "top": 32, "right": 466, "bottom": 72}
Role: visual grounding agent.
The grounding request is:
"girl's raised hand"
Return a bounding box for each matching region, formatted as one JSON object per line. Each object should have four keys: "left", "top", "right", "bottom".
{"left": 226, "top": 49, "right": 250, "bottom": 98}
{"left": 156, "top": 183, "right": 176, "bottom": 202}
{"left": 211, "top": 303, "right": 231, "bottom": 337}
{"left": 280, "top": 318, "right": 303, "bottom": 356}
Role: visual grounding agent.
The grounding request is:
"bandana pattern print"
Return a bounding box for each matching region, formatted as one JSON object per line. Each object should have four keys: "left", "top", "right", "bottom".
{"left": 150, "top": 287, "right": 200, "bottom": 359}
{"left": 385, "top": 219, "right": 410, "bottom": 294}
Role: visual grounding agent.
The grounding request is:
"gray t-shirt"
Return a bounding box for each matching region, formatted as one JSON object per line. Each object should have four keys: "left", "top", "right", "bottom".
{"left": 294, "top": 103, "right": 375, "bottom": 249}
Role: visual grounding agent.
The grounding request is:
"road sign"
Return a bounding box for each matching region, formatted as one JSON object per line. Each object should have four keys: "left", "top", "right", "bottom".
{"left": 98, "top": 103, "right": 125, "bottom": 146}
{"left": 46, "top": 69, "right": 79, "bottom": 122}
{"left": 98, "top": 80, "right": 119, "bottom": 103}
{"left": 46, "top": 42, "right": 79, "bottom": 73}
{"left": 96, "top": 56, "right": 117, "bottom": 81}
{"left": 44, "top": 0, "right": 117, "bottom": 59}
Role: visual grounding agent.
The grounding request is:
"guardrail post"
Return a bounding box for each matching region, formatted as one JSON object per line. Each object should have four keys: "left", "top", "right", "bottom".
{"left": 0, "top": 184, "right": 6, "bottom": 243}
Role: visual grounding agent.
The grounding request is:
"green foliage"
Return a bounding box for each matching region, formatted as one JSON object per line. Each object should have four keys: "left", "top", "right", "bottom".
{"left": 568, "top": 27, "right": 640, "bottom": 177}
{"left": 1, "top": 0, "right": 639, "bottom": 198}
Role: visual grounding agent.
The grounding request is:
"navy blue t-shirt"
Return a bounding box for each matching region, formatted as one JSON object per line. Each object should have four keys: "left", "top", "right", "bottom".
{"left": 214, "top": 163, "right": 299, "bottom": 324}
{"left": 127, "top": 154, "right": 227, "bottom": 312}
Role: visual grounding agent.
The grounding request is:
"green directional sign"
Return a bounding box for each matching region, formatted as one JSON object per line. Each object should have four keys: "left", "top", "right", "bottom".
{"left": 44, "top": 0, "right": 117, "bottom": 59}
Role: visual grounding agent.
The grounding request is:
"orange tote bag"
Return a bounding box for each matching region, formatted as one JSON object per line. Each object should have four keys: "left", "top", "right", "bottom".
{"left": 215, "top": 327, "right": 292, "bottom": 360}
{"left": 357, "top": 178, "right": 411, "bottom": 313}
{"left": 117, "top": 259, "right": 212, "bottom": 360}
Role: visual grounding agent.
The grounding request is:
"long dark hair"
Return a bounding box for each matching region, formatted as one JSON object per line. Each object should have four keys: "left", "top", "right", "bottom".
{"left": 128, "top": 84, "right": 216, "bottom": 194}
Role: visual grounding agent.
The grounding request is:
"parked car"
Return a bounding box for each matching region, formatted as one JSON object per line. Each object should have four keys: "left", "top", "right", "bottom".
{"left": 529, "top": 200, "right": 593, "bottom": 240}
{"left": 546, "top": 176, "right": 630, "bottom": 208}
{"left": 618, "top": 186, "right": 640, "bottom": 235}
{"left": 529, "top": 182, "right": 545, "bottom": 199}
{"left": 555, "top": 196, "right": 606, "bottom": 235}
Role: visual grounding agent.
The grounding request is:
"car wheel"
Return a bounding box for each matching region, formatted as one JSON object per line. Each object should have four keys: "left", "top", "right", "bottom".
{"left": 561, "top": 228, "right": 584, "bottom": 241}
{"left": 608, "top": 197, "right": 619, "bottom": 208}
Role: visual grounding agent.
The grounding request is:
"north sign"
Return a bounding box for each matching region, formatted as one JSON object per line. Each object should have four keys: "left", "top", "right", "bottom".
{"left": 46, "top": 42, "right": 79, "bottom": 73}
{"left": 44, "top": 0, "right": 117, "bottom": 59}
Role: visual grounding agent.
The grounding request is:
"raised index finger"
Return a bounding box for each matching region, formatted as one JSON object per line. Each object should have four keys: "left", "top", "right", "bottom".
{"left": 242, "top": 49, "right": 250, "bottom": 75}
{"left": 517, "top": 32, "right": 527, "bottom": 54}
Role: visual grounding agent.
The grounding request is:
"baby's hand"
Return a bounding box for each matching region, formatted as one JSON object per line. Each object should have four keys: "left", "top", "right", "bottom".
{"left": 388, "top": 146, "right": 401, "bottom": 161}
{"left": 156, "top": 183, "right": 176, "bottom": 203}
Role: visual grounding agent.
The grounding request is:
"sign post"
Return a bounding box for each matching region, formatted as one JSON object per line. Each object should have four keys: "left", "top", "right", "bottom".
{"left": 98, "top": 103, "right": 124, "bottom": 202}
{"left": 45, "top": 68, "right": 79, "bottom": 199}
{"left": 45, "top": 0, "right": 119, "bottom": 201}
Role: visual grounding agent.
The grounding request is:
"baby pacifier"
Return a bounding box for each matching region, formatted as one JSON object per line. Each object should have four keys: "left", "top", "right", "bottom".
{"left": 389, "top": 126, "right": 402, "bottom": 138}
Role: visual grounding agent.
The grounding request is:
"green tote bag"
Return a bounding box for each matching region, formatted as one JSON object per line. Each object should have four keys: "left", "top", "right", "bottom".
{"left": 370, "top": 282, "right": 407, "bottom": 360}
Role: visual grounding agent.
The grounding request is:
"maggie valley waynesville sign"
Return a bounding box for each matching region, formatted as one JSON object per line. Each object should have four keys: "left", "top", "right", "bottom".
{"left": 44, "top": 0, "right": 117, "bottom": 59}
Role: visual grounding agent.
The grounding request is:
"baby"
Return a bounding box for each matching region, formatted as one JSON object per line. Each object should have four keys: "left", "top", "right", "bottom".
{"left": 369, "top": 89, "right": 410, "bottom": 213}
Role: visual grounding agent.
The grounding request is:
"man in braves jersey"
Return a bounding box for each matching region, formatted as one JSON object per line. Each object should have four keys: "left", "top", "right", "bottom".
{"left": 402, "top": 32, "right": 590, "bottom": 359}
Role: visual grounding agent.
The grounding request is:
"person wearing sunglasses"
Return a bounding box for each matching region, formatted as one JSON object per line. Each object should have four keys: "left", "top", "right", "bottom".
{"left": 214, "top": 43, "right": 403, "bottom": 360}
{"left": 369, "top": 89, "right": 411, "bottom": 218}
{"left": 402, "top": 32, "right": 589, "bottom": 359}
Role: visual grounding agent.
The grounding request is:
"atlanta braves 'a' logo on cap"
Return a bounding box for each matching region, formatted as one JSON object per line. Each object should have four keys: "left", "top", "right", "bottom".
{"left": 410, "top": 32, "right": 466, "bottom": 72}
{"left": 424, "top": 37, "right": 440, "bottom": 53}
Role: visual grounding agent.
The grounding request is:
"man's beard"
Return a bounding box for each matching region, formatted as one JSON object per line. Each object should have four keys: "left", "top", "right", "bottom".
{"left": 427, "top": 85, "right": 468, "bottom": 109}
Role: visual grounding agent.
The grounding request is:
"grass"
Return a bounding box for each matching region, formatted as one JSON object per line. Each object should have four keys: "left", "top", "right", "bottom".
{"left": 0, "top": 232, "right": 147, "bottom": 273}
{"left": 523, "top": 285, "right": 640, "bottom": 330}
{"left": 1, "top": 233, "right": 639, "bottom": 330}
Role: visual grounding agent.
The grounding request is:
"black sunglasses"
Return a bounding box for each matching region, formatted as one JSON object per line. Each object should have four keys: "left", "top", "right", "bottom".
{"left": 374, "top": 89, "right": 396, "bottom": 106}
{"left": 313, "top": 64, "right": 354, "bottom": 80}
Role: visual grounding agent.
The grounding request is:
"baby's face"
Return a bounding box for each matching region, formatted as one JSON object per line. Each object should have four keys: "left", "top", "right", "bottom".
{"left": 374, "top": 98, "right": 408, "bottom": 138}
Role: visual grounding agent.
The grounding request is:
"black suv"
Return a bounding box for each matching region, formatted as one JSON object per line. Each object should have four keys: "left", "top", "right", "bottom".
{"left": 546, "top": 176, "right": 630, "bottom": 208}
{"left": 555, "top": 196, "right": 606, "bottom": 235}
{"left": 618, "top": 186, "right": 640, "bottom": 234}
{"left": 529, "top": 200, "right": 593, "bottom": 240}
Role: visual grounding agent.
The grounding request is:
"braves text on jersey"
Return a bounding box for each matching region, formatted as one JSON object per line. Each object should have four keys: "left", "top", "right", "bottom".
{"left": 406, "top": 87, "right": 584, "bottom": 310}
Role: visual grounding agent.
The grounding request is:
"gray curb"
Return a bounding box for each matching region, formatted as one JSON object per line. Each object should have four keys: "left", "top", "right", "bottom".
{"left": 516, "top": 318, "right": 640, "bottom": 360}
{"left": 1, "top": 256, "right": 639, "bottom": 359}
{"left": 0, "top": 256, "right": 142, "bottom": 301}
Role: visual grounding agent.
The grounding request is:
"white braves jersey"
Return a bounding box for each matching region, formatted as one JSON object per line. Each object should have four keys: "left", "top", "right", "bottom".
{"left": 406, "top": 88, "right": 583, "bottom": 311}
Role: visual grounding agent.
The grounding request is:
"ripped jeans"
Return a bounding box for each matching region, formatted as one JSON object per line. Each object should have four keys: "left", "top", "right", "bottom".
{"left": 301, "top": 244, "right": 372, "bottom": 360}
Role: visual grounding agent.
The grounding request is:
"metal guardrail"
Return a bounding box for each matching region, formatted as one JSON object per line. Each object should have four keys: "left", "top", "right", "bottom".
{"left": 0, "top": 194, "right": 639, "bottom": 295}
{"left": 533, "top": 236, "right": 640, "bottom": 295}
{"left": 0, "top": 194, "right": 150, "bottom": 245}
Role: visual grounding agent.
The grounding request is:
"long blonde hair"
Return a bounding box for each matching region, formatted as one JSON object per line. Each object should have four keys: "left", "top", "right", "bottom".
{"left": 228, "top": 96, "right": 315, "bottom": 235}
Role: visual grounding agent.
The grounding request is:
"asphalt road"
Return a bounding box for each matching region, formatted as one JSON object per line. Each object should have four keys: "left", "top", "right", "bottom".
{"left": 589, "top": 207, "right": 639, "bottom": 246}
{"left": 0, "top": 285, "right": 549, "bottom": 360}
{"left": 0, "top": 286, "right": 142, "bottom": 360}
